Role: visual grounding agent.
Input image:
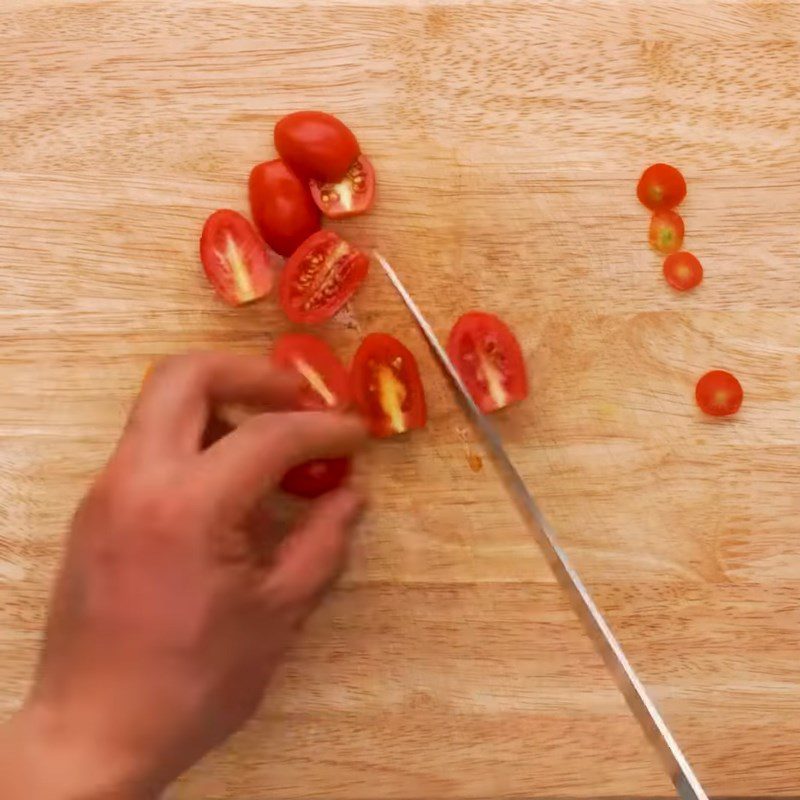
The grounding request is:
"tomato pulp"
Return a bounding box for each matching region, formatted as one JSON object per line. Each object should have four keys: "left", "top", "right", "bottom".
{"left": 310, "top": 155, "right": 376, "bottom": 219}
{"left": 351, "top": 333, "right": 427, "bottom": 438}
{"left": 663, "top": 251, "right": 703, "bottom": 291}
{"left": 637, "top": 163, "right": 687, "bottom": 211}
{"left": 695, "top": 370, "right": 743, "bottom": 417}
{"left": 649, "top": 209, "right": 685, "bottom": 254}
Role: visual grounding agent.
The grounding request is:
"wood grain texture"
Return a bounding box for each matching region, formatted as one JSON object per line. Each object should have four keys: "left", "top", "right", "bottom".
{"left": 2, "top": 0, "right": 800, "bottom": 797}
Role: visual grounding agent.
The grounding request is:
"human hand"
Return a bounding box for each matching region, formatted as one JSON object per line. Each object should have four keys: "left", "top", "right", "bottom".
{"left": 0, "top": 352, "right": 365, "bottom": 800}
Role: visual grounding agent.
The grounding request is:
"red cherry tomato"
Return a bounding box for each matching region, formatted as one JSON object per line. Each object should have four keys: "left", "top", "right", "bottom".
{"left": 663, "top": 251, "right": 703, "bottom": 291}
{"left": 351, "top": 333, "right": 427, "bottom": 438}
{"left": 310, "top": 155, "right": 376, "bottom": 220}
{"left": 199, "top": 210, "right": 276, "bottom": 306}
{"left": 637, "top": 163, "right": 687, "bottom": 211}
{"left": 274, "top": 111, "right": 360, "bottom": 183}
{"left": 279, "top": 231, "right": 369, "bottom": 324}
{"left": 248, "top": 160, "right": 320, "bottom": 257}
{"left": 446, "top": 312, "right": 528, "bottom": 413}
{"left": 649, "top": 209, "right": 684, "bottom": 254}
{"left": 279, "top": 457, "right": 351, "bottom": 499}
{"left": 695, "top": 370, "right": 743, "bottom": 417}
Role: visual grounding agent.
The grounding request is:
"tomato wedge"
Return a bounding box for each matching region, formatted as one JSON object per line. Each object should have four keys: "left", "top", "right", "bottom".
{"left": 199, "top": 210, "right": 276, "bottom": 306}
{"left": 663, "top": 251, "right": 703, "bottom": 291}
{"left": 649, "top": 209, "right": 685, "bottom": 254}
{"left": 351, "top": 333, "right": 427, "bottom": 438}
{"left": 637, "top": 163, "right": 687, "bottom": 211}
{"left": 248, "top": 160, "right": 320, "bottom": 257}
{"left": 275, "top": 111, "right": 360, "bottom": 183}
{"left": 279, "top": 231, "right": 369, "bottom": 324}
{"left": 310, "top": 155, "right": 376, "bottom": 219}
{"left": 446, "top": 312, "right": 528, "bottom": 414}
{"left": 695, "top": 370, "right": 743, "bottom": 417}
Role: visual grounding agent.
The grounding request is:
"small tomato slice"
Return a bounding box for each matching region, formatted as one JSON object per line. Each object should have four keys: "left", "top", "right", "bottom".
{"left": 351, "top": 333, "right": 427, "bottom": 438}
{"left": 637, "top": 163, "right": 687, "bottom": 211}
{"left": 279, "top": 231, "right": 369, "bottom": 324}
{"left": 248, "top": 159, "right": 320, "bottom": 257}
{"left": 310, "top": 155, "right": 376, "bottom": 219}
{"left": 275, "top": 111, "right": 360, "bottom": 183}
{"left": 695, "top": 370, "right": 743, "bottom": 417}
{"left": 279, "top": 457, "right": 351, "bottom": 499}
{"left": 199, "top": 209, "right": 275, "bottom": 306}
{"left": 649, "top": 209, "right": 685, "bottom": 254}
{"left": 663, "top": 251, "right": 703, "bottom": 291}
{"left": 446, "top": 312, "right": 528, "bottom": 413}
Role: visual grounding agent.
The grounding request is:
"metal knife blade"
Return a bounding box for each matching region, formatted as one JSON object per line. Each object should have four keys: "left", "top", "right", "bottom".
{"left": 373, "top": 250, "right": 709, "bottom": 800}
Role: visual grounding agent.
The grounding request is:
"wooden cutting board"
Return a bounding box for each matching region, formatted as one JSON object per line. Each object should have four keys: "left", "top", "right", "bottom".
{"left": 2, "top": 1, "right": 799, "bottom": 797}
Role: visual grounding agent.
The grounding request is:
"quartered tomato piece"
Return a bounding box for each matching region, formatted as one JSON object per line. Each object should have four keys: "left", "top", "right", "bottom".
{"left": 279, "top": 457, "right": 351, "bottom": 499}
{"left": 275, "top": 111, "right": 360, "bottom": 183}
{"left": 310, "top": 155, "right": 376, "bottom": 219}
{"left": 695, "top": 370, "right": 743, "bottom": 417}
{"left": 199, "top": 210, "right": 276, "bottom": 306}
{"left": 637, "top": 163, "right": 687, "bottom": 211}
{"left": 351, "top": 333, "right": 426, "bottom": 438}
{"left": 649, "top": 209, "right": 684, "bottom": 254}
{"left": 663, "top": 251, "right": 703, "bottom": 291}
{"left": 447, "top": 312, "right": 528, "bottom": 414}
{"left": 279, "top": 231, "right": 369, "bottom": 324}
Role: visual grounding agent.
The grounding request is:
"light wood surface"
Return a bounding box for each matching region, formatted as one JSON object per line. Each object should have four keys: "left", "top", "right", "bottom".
{"left": 2, "top": 1, "right": 800, "bottom": 797}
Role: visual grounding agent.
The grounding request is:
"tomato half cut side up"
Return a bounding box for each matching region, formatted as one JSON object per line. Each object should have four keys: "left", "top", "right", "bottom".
{"left": 279, "top": 231, "right": 369, "bottom": 324}
{"left": 310, "top": 155, "right": 376, "bottom": 220}
{"left": 649, "top": 209, "right": 685, "bottom": 254}
{"left": 447, "top": 312, "right": 528, "bottom": 414}
{"left": 199, "top": 210, "right": 276, "bottom": 306}
{"left": 663, "top": 251, "right": 703, "bottom": 291}
{"left": 637, "top": 163, "right": 687, "bottom": 211}
{"left": 351, "top": 333, "right": 427, "bottom": 438}
{"left": 695, "top": 370, "right": 743, "bottom": 417}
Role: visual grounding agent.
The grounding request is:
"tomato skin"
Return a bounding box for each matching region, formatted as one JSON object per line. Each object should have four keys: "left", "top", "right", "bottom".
{"left": 446, "top": 312, "right": 528, "bottom": 414}
{"left": 310, "top": 155, "right": 376, "bottom": 220}
{"left": 275, "top": 111, "right": 360, "bottom": 183}
{"left": 649, "top": 209, "right": 685, "bottom": 254}
{"left": 279, "top": 231, "right": 369, "bottom": 324}
{"left": 695, "top": 370, "right": 743, "bottom": 417}
{"left": 637, "top": 163, "right": 687, "bottom": 211}
{"left": 663, "top": 251, "right": 703, "bottom": 291}
{"left": 351, "top": 333, "right": 427, "bottom": 438}
{"left": 248, "top": 160, "right": 320, "bottom": 257}
{"left": 199, "top": 209, "right": 276, "bottom": 306}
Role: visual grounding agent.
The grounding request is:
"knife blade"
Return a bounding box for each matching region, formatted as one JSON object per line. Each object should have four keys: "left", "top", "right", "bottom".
{"left": 373, "top": 250, "right": 709, "bottom": 800}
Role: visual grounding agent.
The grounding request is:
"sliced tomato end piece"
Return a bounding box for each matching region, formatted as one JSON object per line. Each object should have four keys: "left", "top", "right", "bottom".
{"left": 649, "top": 209, "right": 685, "bottom": 254}
{"left": 663, "top": 252, "right": 703, "bottom": 291}
{"left": 280, "top": 457, "right": 351, "bottom": 499}
{"left": 695, "top": 370, "right": 743, "bottom": 417}
{"left": 637, "top": 163, "right": 687, "bottom": 211}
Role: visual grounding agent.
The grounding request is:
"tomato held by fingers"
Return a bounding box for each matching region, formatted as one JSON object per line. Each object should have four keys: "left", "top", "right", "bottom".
{"left": 310, "top": 155, "right": 376, "bottom": 220}
{"left": 447, "top": 312, "right": 528, "bottom": 413}
{"left": 199, "top": 210, "right": 276, "bottom": 306}
{"left": 275, "top": 111, "right": 360, "bottom": 183}
{"left": 248, "top": 160, "right": 320, "bottom": 257}
{"left": 695, "top": 370, "right": 743, "bottom": 417}
{"left": 279, "top": 457, "right": 351, "bottom": 499}
{"left": 279, "top": 231, "right": 369, "bottom": 324}
{"left": 663, "top": 251, "right": 703, "bottom": 291}
{"left": 637, "top": 163, "right": 687, "bottom": 211}
{"left": 649, "top": 209, "right": 684, "bottom": 254}
{"left": 351, "top": 333, "right": 427, "bottom": 438}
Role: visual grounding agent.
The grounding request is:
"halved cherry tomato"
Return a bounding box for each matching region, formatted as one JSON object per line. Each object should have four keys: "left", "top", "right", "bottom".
{"left": 199, "top": 210, "right": 276, "bottom": 306}
{"left": 351, "top": 333, "right": 426, "bottom": 438}
{"left": 663, "top": 251, "right": 703, "bottom": 291}
{"left": 649, "top": 209, "right": 685, "bottom": 254}
{"left": 637, "top": 163, "right": 687, "bottom": 211}
{"left": 279, "top": 231, "right": 369, "bottom": 324}
{"left": 275, "top": 111, "right": 360, "bottom": 183}
{"left": 248, "top": 160, "right": 320, "bottom": 257}
{"left": 279, "top": 457, "right": 351, "bottom": 499}
{"left": 310, "top": 155, "right": 376, "bottom": 220}
{"left": 695, "top": 370, "right": 743, "bottom": 417}
{"left": 446, "top": 312, "right": 528, "bottom": 414}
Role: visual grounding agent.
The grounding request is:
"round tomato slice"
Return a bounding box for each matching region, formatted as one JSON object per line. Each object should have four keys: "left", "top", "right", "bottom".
{"left": 279, "top": 456, "right": 351, "bottom": 499}
{"left": 637, "top": 163, "right": 687, "bottom": 211}
{"left": 649, "top": 209, "right": 685, "bottom": 254}
{"left": 274, "top": 111, "right": 360, "bottom": 183}
{"left": 663, "top": 251, "right": 703, "bottom": 291}
{"left": 279, "top": 231, "right": 369, "bottom": 324}
{"left": 199, "top": 209, "right": 276, "bottom": 306}
{"left": 446, "top": 312, "right": 528, "bottom": 414}
{"left": 248, "top": 160, "right": 320, "bottom": 257}
{"left": 351, "top": 333, "right": 427, "bottom": 438}
{"left": 695, "top": 370, "right": 743, "bottom": 417}
{"left": 310, "top": 155, "right": 376, "bottom": 220}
